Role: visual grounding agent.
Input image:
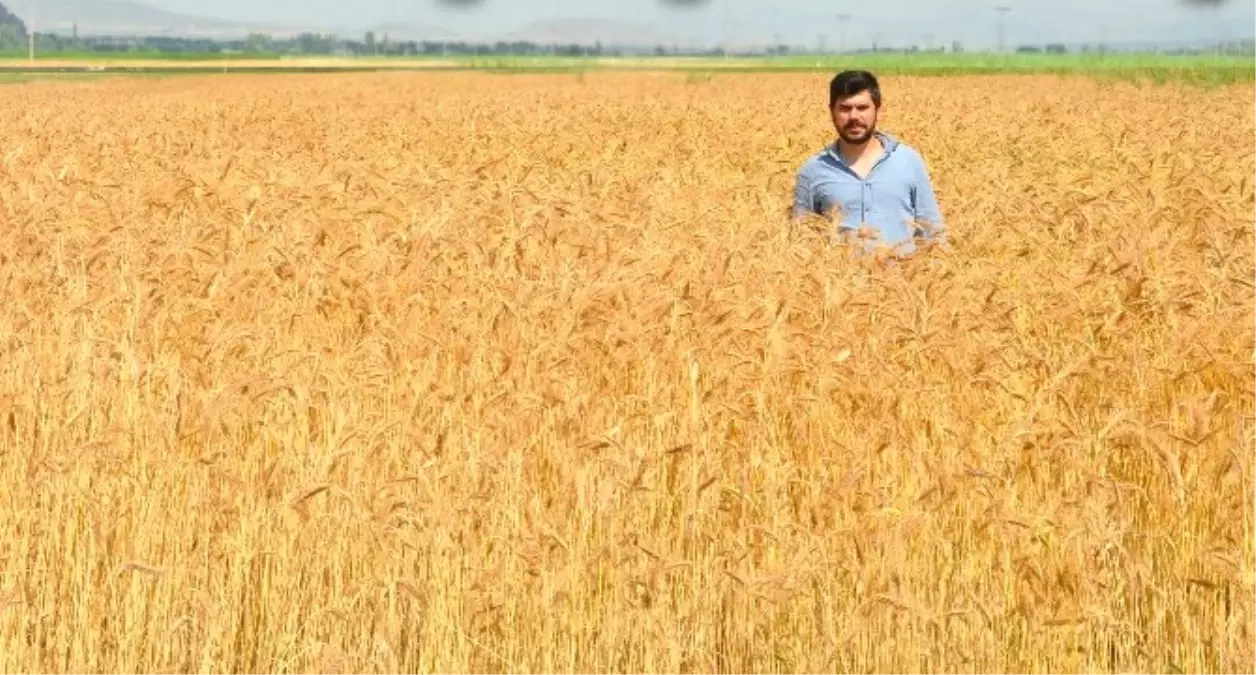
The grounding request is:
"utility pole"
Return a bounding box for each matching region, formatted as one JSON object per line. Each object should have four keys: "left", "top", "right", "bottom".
{"left": 1208, "top": 4, "right": 1223, "bottom": 59}
{"left": 837, "top": 13, "right": 850, "bottom": 54}
{"left": 27, "top": 0, "right": 36, "bottom": 62}
{"left": 994, "top": 6, "right": 1010, "bottom": 53}
{"left": 722, "top": 0, "right": 731, "bottom": 59}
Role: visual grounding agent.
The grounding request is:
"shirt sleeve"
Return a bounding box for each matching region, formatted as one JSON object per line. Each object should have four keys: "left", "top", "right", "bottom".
{"left": 911, "top": 152, "right": 946, "bottom": 243}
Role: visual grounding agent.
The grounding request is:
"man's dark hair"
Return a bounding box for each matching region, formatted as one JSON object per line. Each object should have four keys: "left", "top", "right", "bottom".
{"left": 829, "top": 70, "right": 881, "bottom": 108}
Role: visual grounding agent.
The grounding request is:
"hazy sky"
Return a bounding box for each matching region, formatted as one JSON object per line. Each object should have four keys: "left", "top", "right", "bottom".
{"left": 144, "top": 0, "right": 1255, "bottom": 46}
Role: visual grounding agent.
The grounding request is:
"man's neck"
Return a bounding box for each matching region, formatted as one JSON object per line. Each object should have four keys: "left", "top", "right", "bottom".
{"left": 837, "top": 134, "right": 883, "bottom": 165}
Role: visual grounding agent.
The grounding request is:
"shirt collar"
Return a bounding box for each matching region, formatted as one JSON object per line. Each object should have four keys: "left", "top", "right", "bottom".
{"left": 827, "top": 130, "right": 899, "bottom": 159}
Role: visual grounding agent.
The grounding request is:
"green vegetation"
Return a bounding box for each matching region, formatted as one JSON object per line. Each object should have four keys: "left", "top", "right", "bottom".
{"left": 442, "top": 51, "right": 1255, "bottom": 84}
{"left": 0, "top": 50, "right": 1250, "bottom": 87}
{"left": 732, "top": 51, "right": 1251, "bottom": 72}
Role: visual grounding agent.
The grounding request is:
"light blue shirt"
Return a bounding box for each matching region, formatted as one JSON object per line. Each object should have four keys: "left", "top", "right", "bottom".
{"left": 792, "top": 131, "right": 945, "bottom": 254}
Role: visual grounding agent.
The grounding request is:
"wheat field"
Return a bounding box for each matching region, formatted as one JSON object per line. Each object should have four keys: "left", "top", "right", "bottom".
{"left": 0, "top": 71, "right": 1252, "bottom": 673}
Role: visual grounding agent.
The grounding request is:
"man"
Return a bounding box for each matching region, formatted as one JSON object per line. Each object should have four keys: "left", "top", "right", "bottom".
{"left": 792, "top": 70, "right": 946, "bottom": 256}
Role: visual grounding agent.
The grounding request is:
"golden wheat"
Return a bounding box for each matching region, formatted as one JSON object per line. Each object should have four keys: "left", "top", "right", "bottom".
{"left": 0, "top": 71, "right": 1251, "bottom": 673}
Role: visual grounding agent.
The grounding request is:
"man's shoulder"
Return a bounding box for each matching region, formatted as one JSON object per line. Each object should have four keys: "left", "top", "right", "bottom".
{"left": 885, "top": 135, "right": 931, "bottom": 167}
{"left": 883, "top": 134, "right": 922, "bottom": 157}
{"left": 797, "top": 146, "right": 839, "bottom": 176}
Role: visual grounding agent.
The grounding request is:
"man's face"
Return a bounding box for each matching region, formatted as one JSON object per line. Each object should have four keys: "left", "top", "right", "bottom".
{"left": 831, "top": 90, "right": 879, "bottom": 144}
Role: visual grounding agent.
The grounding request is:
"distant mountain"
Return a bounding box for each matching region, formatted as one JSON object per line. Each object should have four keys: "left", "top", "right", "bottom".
{"left": 13, "top": 0, "right": 332, "bottom": 38}
{"left": 13, "top": 0, "right": 655, "bottom": 47}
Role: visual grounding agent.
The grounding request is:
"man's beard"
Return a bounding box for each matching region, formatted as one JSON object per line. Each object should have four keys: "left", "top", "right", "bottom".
{"left": 839, "top": 121, "right": 875, "bottom": 144}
